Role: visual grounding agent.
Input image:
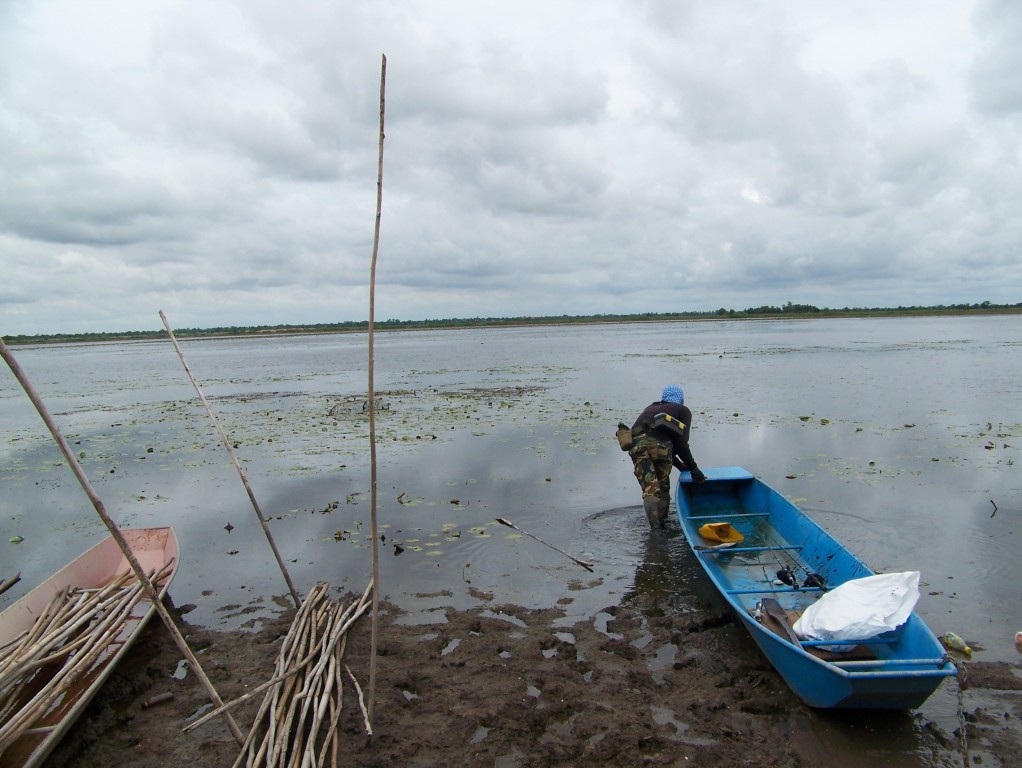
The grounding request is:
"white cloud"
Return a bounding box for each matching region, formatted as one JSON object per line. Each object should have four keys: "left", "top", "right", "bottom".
{"left": 0, "top": 0, "right": 1019, "bottom": 335}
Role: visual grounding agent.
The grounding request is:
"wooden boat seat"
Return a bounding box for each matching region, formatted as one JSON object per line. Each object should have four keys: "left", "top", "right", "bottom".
{"left": 758, "top": 605, "right": 877, "bottom": 662}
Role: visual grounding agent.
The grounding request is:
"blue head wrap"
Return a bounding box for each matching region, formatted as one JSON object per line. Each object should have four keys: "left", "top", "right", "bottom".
{"left": 662, "top": 385, "right": 684, "bottom": 405}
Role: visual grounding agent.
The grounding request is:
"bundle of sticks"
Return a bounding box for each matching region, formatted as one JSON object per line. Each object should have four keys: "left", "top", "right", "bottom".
{"left": 0, "top": 563, "right": 172, "bottom": 756}
{"left": 186, "top": 581, "right": 374, "bottom": 768}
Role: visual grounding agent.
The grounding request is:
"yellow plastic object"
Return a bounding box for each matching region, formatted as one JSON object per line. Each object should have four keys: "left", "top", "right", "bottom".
{"left": 941, "top": 631, "right": 972, "bottom": 655}
{"left": 698, "top": 522, "right": 745, "bottom": 544}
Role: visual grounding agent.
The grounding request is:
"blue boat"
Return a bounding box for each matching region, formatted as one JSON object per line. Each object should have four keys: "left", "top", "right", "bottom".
{"left": 675, "top": 467, "right": 956, "bottom": 709}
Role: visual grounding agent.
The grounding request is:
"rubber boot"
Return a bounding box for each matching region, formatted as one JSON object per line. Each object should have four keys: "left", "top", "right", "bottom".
{"left": 643, "top": 496, "right": 663, "bottom": 529}
{"left": 657, "top": 495, "right": 671, "bottom": 527}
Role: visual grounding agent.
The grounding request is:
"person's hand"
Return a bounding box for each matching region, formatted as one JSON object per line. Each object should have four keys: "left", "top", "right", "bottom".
{"left": 691, "top": 468, "right": 706, "bottom": 483}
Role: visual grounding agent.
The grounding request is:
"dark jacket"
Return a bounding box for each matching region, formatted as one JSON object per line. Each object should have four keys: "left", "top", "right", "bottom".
{"left": 632, "top": 401, "right": 700, "bottom": 472}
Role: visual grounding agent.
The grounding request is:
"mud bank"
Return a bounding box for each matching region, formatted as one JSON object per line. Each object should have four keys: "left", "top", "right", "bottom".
{"left": 40, "top": 592, "right": 1021, "bottom": 768}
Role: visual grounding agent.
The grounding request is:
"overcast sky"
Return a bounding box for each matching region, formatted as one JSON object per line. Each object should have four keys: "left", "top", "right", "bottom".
{"left": 1, "top": 0, "right": 1020, "bottom": 334}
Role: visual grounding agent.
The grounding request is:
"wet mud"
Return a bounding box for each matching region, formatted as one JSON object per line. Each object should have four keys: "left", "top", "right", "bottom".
{"left": 41, "top": 594, "right": 1021, "bottom": 768}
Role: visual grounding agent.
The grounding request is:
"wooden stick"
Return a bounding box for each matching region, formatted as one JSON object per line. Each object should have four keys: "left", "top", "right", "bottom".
{"left": 158, "top": 310, "right": 302, "bottom": 609}
{"left": 280, "top": 631, "right": 322, "bottom": 765}
{"left": 181, "top": 640, "right": 319, "bottom": 734}
{"left": 141, "top": 692, "right": 175, "bottom": 709}
{"left": 0, "top": 577, "right": 149, "bottom": 749}
{"left": 0, "top": 561, "right": 154, "bottom": 721}
{"left": 299, "top": 642, "right": 335, "bottom": 767}
{"left": 2, "top": 589, "right": 70, "bottom": 660}
{"left": 1, "top": 564, "right": 168, "bottom": 683}
{"left": 345, "top": 665, "right": 373, "bottom": 736}
{"left": 0, "top": 577, "right": 142, "bottom": 693}
{"left": 316, "top": 635, "right": 346, "bottom": 768}
{"left": 331, "top": 654, "right": 342, "bottom": 768}
{"left": 0, "top": 572, "right": 20, "bottom": 597}
{"left": 0, "top": 336, "right": 246, "bottom": 745}
{"left": 495, "top": 517, "right": 595, "bottom": 572}
{"left": 1, "top": 594, "right": 90, "bottom": 727}
{"left": 0, "top": 590, "right": 68, "bottom": 681}
{"left": 0, "top": 565, "right": 170, "bottom": 725}
{"left": 227, "top": 583, "right": 372, "bottom": 766}
{"left": 366, "top": 51, "right": 387, "bottom": 725}
{"left": 18, "top": 725, "right": 56, "bottom": 736}
{"left": 279, "top": 588, "right": 367, "bottom": 765}
{"left": 247, "top": 584, "right": 327, "bottom": 764}
{"left": 184, "top": 585, "right": 331, "bottom": 735}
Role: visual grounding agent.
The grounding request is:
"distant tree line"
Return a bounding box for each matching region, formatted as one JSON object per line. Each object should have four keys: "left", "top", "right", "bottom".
{"left": 4, "top": 301, "right": 1020, "bottom": 346}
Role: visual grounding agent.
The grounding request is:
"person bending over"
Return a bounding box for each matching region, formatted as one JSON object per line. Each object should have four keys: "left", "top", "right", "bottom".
{"left": 629, "top": 384, "right": 705, "bottom": 529}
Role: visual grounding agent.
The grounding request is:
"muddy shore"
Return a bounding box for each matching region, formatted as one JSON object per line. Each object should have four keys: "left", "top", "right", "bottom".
{"left": 40, "top": 590, "right": 1021, "bottom": 768}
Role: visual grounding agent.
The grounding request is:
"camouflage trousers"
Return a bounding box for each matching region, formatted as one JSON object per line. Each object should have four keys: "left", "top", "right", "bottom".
{"left": 628, "top": 433, "right": 672, "bottom": 500}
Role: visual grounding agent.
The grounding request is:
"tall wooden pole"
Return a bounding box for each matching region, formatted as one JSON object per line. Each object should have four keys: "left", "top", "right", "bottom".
{"left": 367, "top": 52, "right": 387, "bottom": 723}
{"left": 0, "top": 336, "right": 246, "bottom": 745}
{"left": 159, "top": 310, "right": 301, "bottom": 607}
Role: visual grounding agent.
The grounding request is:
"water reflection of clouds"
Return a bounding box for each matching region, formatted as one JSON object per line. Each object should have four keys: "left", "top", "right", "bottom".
{"left": 3, "top": 319, "right": 1021, "bottom": 654}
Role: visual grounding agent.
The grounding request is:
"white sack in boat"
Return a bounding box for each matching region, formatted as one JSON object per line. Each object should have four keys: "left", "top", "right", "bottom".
{"left": 793, "top": 571, "right": 920, "bottom": 651}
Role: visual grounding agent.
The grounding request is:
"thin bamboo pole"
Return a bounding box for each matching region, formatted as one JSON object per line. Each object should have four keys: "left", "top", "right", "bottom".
{"left": 495, "top": 517, "right": 595, "bottom": 571}
{"left": 0, "top": 336, "right": 246, "bottom": 745}
{"left": 366, "top": 52, "right": 387, "bottom": 724}
{"left": 159, "top": 310, "right": 302, "bottom": 608}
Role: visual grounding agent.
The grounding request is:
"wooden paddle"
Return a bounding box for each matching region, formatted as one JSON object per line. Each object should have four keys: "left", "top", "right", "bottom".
{"left": 761, "top": 598, "right": 802, "bottom": 646}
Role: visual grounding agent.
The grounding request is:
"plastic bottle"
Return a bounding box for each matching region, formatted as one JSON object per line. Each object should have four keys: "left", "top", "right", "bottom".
{"left": 941, "top": 631, "right": 972, "bottom": 655}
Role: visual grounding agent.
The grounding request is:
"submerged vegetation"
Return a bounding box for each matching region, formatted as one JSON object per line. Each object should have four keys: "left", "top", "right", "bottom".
{"left": 5, "top": 301, "right": 1020, "bottom": 346}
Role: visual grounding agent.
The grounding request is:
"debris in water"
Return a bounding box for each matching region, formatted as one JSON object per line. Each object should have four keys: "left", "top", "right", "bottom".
{"left": 941, "top": 631, "right": 972, "bottom": 656}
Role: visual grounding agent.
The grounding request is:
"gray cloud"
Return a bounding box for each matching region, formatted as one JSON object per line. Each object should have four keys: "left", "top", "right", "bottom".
{"left": 0, "top": 0, "right": 1019, "bottom": 335}
{"left": 970, "top": 0, "right": 1022, "bottom": 116}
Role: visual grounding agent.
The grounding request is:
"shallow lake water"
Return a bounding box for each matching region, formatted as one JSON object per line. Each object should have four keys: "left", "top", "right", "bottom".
{"left": 2, "top": 316, "right": 1020, "bottom": 765}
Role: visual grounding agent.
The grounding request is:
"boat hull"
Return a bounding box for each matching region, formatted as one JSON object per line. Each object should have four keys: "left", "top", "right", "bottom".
{"left": 675, "top": 468, "right": 954, "bottom": 710}
{"left": 0, "top": 527, "right": 178, "bottom": 767}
